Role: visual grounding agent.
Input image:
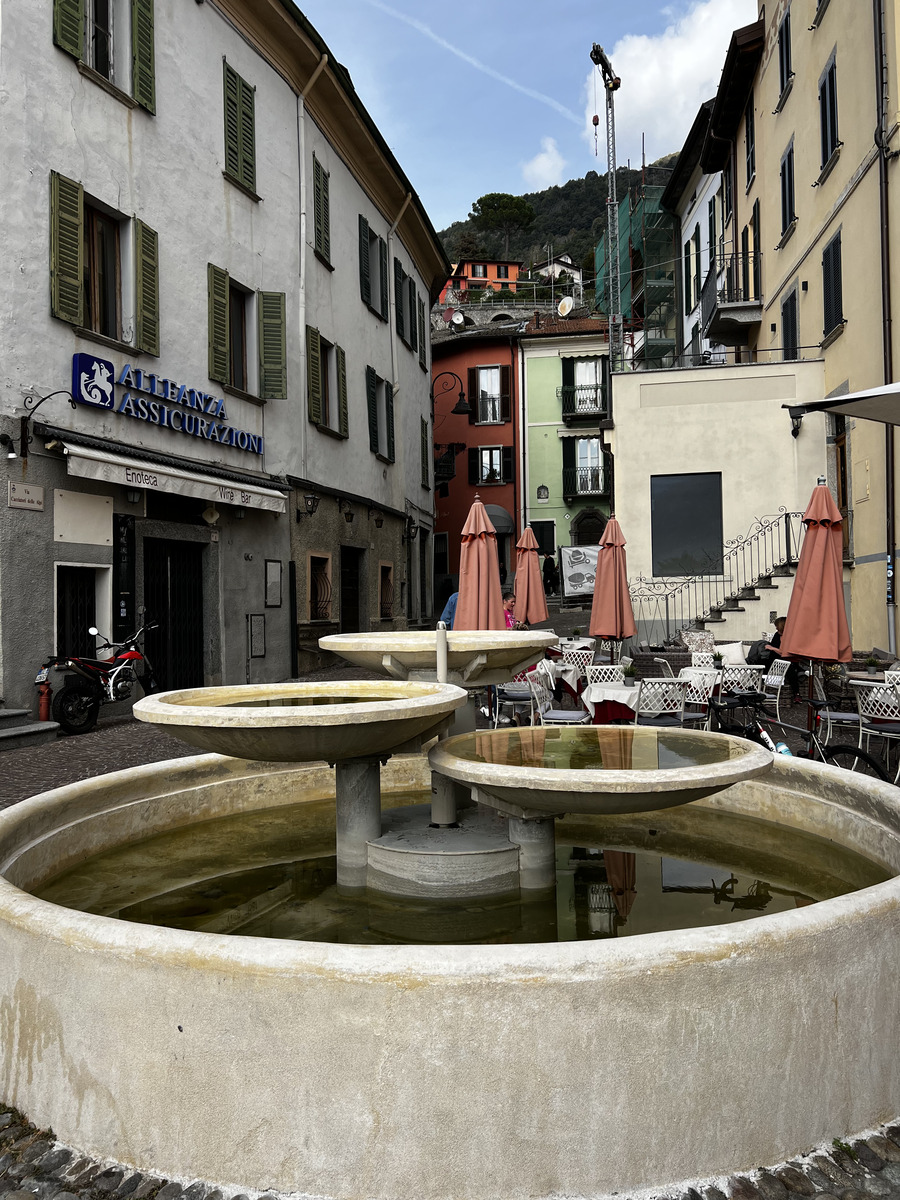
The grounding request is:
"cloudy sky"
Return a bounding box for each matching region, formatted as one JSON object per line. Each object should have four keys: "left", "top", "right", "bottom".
{"left": 296, "top": 0, "right": 759, "bottom": 231}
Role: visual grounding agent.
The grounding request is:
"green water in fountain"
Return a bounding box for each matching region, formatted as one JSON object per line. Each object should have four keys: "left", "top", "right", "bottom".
{"left": 449, "top": 726, "right": 737, "bottom": 771}
{"left": 34, "top": 789, "right": 889, "bottom": 946}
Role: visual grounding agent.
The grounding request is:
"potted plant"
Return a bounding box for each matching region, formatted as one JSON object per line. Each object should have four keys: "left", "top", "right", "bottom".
{"left": 622, "top": 663, "right": 636, "bottom": 688}
{"left": 712, "top": 650, "right": 723, "bottom": 667}
{"left": 865, "top": 655, "right": 880, "bottom": 675}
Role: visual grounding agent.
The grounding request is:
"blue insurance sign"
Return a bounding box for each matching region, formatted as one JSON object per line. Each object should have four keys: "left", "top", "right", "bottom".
{"left": 72, "top": 353, "right": 116, "bottom": 409}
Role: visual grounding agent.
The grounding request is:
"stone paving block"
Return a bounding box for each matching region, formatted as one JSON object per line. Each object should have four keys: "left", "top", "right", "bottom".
{"left": 727, "top": 1177, "right": 760, "bottom": 1200}
{"left": 203, "top": 1190, "right": 224, "bottom": 1200}
{"left": 756, "top": 1171, "right": 789, "bottom": 1200}
{"left": 4, "top": 1192, "right": 40, "bottom": 1200}
{"left": 884, "top": 1165, "right": 900, "bottom": 1188}
{"left": 0, "top": 1129, "right": 25, "bottom": 1147}
{"left": 871, "top": 1139, "right": 900, "bottom": 1165}
{"left": 830, "top": 1150, "right": 868, "bottom": 1180}
{"left": 94, "top": 1169, "right": 125, "bottom": 1193}
{"left": 810, "top": 1155, "right": 856, "bottom": 1189}
{"left": 20, "top": 1145, "right": 51, "bottom": 1167}
{"left": 154, "top": 1182, "right": 184, "bottom": 1200}
{"left": 838, "top": 1190, "right": 869, "bottom": 1200}
{"left": 851, "top": 1175, "right": 893, "bottom": 1197}
{"left": 853, "top": 1143, "right": 887, "bottom": 1172}
{"left": 3, "top": 1165, "right": 33, "bottom": 1183}
{"left": 113, "top": 1173, "right": 143, "bottom": 1197}
{"left": 703, "top": 1187, "right": 728, "bottom": 1200}
{"left": 179, "top": 1183, "right": 207, "bottom": 1200}
{"left": 59, "top": 1158, "right": 91, "bottom": 1182}
{"left": 129, "top": 1177, "right": 165, "bottom": 1200}
{"left": 0, "top": 1117, "right": 14, "bottom": 1131}
{"left": 35, "top": 1150, "right": 72, "bottom": 1177}
{"left": 774, "top": 1167, "right": 816, "bottom": 1195}
{"left": 47, "top": 1192, "right": 80, "bottom": 1200}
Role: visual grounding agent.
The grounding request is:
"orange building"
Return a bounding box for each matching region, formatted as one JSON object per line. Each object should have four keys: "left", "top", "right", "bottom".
{"left": 439, "top": 259, "right": 523, "bottom": 305}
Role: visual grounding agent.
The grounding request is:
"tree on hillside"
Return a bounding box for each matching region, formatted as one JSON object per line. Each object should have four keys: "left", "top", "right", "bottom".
{"left": 469, "top": 193, "right": 535, "bottom": 258}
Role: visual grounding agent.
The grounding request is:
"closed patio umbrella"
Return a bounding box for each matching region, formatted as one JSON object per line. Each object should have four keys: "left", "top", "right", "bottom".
{"left": 779, "top": 483, "right": 851, "bottom": 663}
{"left": 589, "top": 516, "right": 637, "bottom": 647}
{"left": 454, "top": 494, "right": 506, "bottom": 631}
{"left": 603, "top": 850, "right": 637, "bottom": 921}
{"left": 513, "top": 526, "right": 549, "bottom": 626}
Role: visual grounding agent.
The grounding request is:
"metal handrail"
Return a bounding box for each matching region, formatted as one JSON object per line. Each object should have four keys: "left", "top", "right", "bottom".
{"left": 562, "top": 465, "right": 609, "bottom": 499}
{"left": 629, "top": 509, "right": 805, "bottom": 645}
{"left": 557, "top": 383, "right": 609, "bottom": 420}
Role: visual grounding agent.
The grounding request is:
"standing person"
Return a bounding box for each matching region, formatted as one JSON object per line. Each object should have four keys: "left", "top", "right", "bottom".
{"left": 502, "top": 591, "right": 525, "bottom": 629}
{"left": 542, "top": 553, "right": 559, "bottom": 597}
{"left": 439, "top": 591, "right": 458, "bottom": 630}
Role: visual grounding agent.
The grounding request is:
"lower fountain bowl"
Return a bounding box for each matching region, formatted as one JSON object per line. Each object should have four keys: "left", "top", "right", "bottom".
{"left": 0, "top": 753, "right": 898, "bottom": 1198}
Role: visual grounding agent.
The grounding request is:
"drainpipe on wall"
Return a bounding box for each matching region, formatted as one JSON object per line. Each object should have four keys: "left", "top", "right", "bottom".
{"left": 296, "top": 53, "right": 329, "bottom": 481}
{"left": 518, "top": 338, "right": 527, "bottom": 536}
{"left": 874, "top": 0, "right": 897, "bottom": 654}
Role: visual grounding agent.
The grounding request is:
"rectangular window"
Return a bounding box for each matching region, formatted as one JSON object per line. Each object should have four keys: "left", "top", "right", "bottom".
{"left": 560, "top": 357, "right": 606, "bottom": 418}
{"left": 561, "top": 437, "right": 605, "bottom": 497}
{"left": 823, "top": 230, "right": 843, "bottom": 337}
{"left": 417, "top": 296, "right": 427, "bottom": 370}
{"left": 692, "top": 223, "right": 701, "bottom": 304}
{"left": 529, "top": 520, "right": 555, "bottom": 557}
{"left": 467, "top": 365, "right": 511, "bottom": 423}
{"left": 223, "top": 61, "right": 256, "bottom": 196}
{"left": 781, "top": 290, "right": 799, "bottom": 360}
{"left": 228, "top": 281, "right": 248, "bottom": 391}
{"left": 650, "top": 473, "right": 723, "bottom": 576}
{"left": 358, "top": 215, "right": 388, "bottom": 319}
{"left": 471, "top": 264, "right": 486, "bottom": 278}
{"left": 84, "top": 202, "right": 121, "bottom": 340}
{"left": 87, "top": 0, "right": 112, "bottom": 78}
{"left": 468, "top": 446, "right": 513, "bottom": 485}
{"left": 379, "top": 564, "right": 394, "bottom": 620}
{"left": 421, "top": 417, "right": 430, "bottom": 489}
{"left": 819, "top": 55, "right": 839, "bottom": 168}
{"left": 53, "top": 0, "right": 155, "bottom": 112}
{"left": 366, "top": 365, "right": 394, "bottom": 461}
{"left": 780, "top": 143, "right": 795, "bottom": 236}
{"left": 308, "top": 554, "right": 332, "bottom": 621}
{"left": 778, "top": 12, "right": 792, "bottom": 97}
{"left": 745, "top": 96, "right": 755, "bottom": 186}
{"left": 496, "top": 265, "right": 509, "bottom": 279}
{"left": 433, "top": 532, "right": 449, "bottom": 577}
{"left": 723, "top": 166, "right": 733, "bottom": 225}
{"left": 707, "top": 197, "right": 717, "bottom": 273}
{"left": 208, "top": 263, "right": 285, "bottom": 397}
{"left": 394, "top": 259, "right": 417, "bottom": 347}
{"left": 313, "top": 154, "right": 331, "bottom": 263}
{"left": 306, "top": 327, "right": 347, "bottom": 435}
{"left": 683, "top": 240, "right": 693, "bottom": 312}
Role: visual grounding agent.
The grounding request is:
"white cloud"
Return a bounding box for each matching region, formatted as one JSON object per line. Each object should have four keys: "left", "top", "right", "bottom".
{"left": 522, "top": 138, "right": 568, "bottom": 191}
{"left": 583, "top": 0, "right": 758, "bottom": 167}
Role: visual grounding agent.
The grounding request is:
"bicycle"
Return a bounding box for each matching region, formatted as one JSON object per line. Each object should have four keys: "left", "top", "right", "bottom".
{"left": 707, "top": 689, "right": 891, "bottom": 781}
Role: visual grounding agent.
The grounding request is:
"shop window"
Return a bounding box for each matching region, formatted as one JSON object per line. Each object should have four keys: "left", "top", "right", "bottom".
{"left": 651, "top": 473, "right": 723, "bottom": 576}
{"left": 309, "top": 554, "right": 332, "bottom": 621}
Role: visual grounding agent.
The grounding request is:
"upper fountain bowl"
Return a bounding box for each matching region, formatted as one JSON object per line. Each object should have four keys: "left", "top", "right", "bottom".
{"left": 319, "top": 630, "right": 558, "bottom": 685}
{"left": 134, "top": 680, "right": 468, "bottom": 763}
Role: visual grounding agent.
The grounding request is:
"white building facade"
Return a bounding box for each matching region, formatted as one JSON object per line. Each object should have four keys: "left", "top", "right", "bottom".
{"left": 0, "top": 0, "right": 445, "bottom": 709}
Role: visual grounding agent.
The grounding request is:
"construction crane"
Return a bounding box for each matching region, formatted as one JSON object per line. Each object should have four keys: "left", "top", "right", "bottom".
{"left": 590, "top": 43, "right": 623, "bottom": 372}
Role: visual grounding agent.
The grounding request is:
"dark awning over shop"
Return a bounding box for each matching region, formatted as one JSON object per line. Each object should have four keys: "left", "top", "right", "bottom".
{"left": 788, "top": 383, "right": 900, "bottom": 427}
{"left": 484, "top": 504, "right": 514, "bottom": 535}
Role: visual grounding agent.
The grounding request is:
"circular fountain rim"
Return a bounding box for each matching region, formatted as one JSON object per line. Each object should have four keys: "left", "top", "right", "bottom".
{"left": 319, "top": 630, "right": 559, "bottom": 650}
{"left": 133, "top": 680, "right": 468, "bottom": 729}
{"left": 429, "top": 725, "right": 775, "bottom": 797}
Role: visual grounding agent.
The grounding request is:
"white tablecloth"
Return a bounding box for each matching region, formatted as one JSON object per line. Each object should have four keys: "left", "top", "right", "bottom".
{"left": 583, "top": 682, "right": 641, "bottom": 717}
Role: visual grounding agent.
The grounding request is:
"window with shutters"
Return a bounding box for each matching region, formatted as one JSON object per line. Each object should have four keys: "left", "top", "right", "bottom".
{"left": 777, "top": 12, "right": 793, "bottom": 105}
{"left": 692, "top": 224, "right": 701, "bottom": 304}
{"left": 313, "top": 155, "right": 331, "bottom": 264}
{"left": 819, "top": 54, "right": 839, "bottom": 173}
{"left": 779, "top": 142, "right": 796, "bottom": 241}
{"left": 306, "top": 326, "right": 348, "bottom": 437}
{"left": 420, "top": 417, "right": 430, "bottom": 489}
{"left": 417, "top": 296, "right": 428, "bottom": 371}
{"left": 365, "top": 365, "right": 394, "bottom": 462}
{"left": 683, "top": 241, "right": 693, "bottom": 312}
{"left": 781, "top": 289, "right": 799, "bottom": 361}
{"left": 477, "top": 447, "right": 502, "bottom": 485}
{"left": 394, "top": 259, "right": 417, "bottom": 349}
{"left": 208, "top": 263, "right": 286, "bottom": 398}
{"left": 707, "top": 197, "right": 717, "bottom": 272}
{"left": 744, "top": 96, "right": 755, "bottom": 187}
{"left": 223, "top": 62, "right": 257, "bottom": 198}
{"left": 561, "top": 437, "right": 607, "bottom": 499}
{"left": 558, "top": 357, "right": 607, "bottom": 421}
{"left": 723, "top": 166, "right": 733, "bottom": 226}
{"left": 53, "top": 0, "right": 155, "bottom": 113}
{"left": 496, "top": 265, "right": 509, "bottom": 279}
{"left": 50, "top": 171, "right": 159, "bottom": 354}
{"left": 822, "top": 230, "right": 844, "bottom": 340}
{"left": 471, "top": 366, "right": 502, "bottom": 424}
{"left": 358, "top": 215, "right": 388, "bottom": 320}
{"left": 471, "top": 265, "right": 486, "bottom": 278}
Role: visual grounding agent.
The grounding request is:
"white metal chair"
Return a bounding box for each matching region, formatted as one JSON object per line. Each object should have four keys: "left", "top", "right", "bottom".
{"left": 691, "top": 651, "right": 715, "bottom": 668}
{"left": 884, "top": 668, "right": 900, "bottom": 687}
{"left": 678, "top": 668, "right": 718, "bottom": 730}
{"left": 721, "top": 664, "right": 765, "bottom": 693}
{"left": 762, "top": 659, "right": 792, "bottom": 721}
{"left": 527, "top": 675, "right": 592, "bottom": 726}
{"left": 810, "top": 669, "right": 860, "bottom": 744}
{"left": 633, "top": 678, "right": 687, "bottom": 729}
{"left": 585, "top": 663, "right": 625, "bottom": 685}
{"left": 493, "top": 669, "right": 534, "bottom": 727}
{"left": 653, "top": 657, "right": 676, "bottom": 679}
{"left": 850, "top": 680, "right": 900, "bottom": 781}
{"left": 561, "top": 647, "right": 595, "bottom": 681}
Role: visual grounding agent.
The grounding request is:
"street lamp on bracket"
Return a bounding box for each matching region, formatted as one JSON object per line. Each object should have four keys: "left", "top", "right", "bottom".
{"left": 430, "top": 371, "right": 471, "bottom": 416}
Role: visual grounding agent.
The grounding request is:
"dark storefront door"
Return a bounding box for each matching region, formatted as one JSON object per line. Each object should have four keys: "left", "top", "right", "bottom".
{"left": 56, "top": 566, "right": 97, "bottom": 657}
{"left": 143, "top": 538, "right": 204, "bottom": 691}
{"left": 340, "top": 547, "right": 362, "bottom": 633}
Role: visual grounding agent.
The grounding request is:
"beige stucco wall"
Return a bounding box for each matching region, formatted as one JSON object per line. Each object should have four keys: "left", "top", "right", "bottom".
{"left": 0, "top": 750, "right": 898, "bottom": 1198}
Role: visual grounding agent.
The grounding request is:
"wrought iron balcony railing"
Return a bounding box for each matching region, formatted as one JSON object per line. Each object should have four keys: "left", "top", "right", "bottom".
{"left": 557, "top": 383, "right": 609, "bottom": 423}
{"left": 562, "top": 465, "right": 609, "bottom": 500}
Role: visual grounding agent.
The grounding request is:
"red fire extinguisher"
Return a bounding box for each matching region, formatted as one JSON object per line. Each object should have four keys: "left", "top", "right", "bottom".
{"left": 38, "top": 681, "right": 53, "bottom": 722}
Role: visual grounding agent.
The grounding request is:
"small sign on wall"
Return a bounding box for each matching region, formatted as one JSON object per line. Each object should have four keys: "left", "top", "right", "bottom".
{"left": 8, "top": 481, "right": 44, "bottom": 511}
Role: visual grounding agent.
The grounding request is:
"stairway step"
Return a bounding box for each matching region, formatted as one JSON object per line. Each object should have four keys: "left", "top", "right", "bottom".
{"left": 0, "top": 709, "right": 32, "bottom": 724}
{"left": 0, "top": 721, "right": 59, "bottom": 751}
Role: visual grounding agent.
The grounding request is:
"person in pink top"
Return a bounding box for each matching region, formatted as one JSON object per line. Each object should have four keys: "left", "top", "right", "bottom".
{"left": 503, "top": 592, "right": 525, "bottom": 629}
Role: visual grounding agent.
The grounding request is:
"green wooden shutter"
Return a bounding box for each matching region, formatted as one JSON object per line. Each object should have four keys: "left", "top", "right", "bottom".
{"left": 394, "top": 259, "right": 405, "bottom": 341}
{"left": 258, "top": 291, "right": 286, "bottom": 399}
{"left": 207, "top": 263, "right": 229, "bottom": 383}
{"left": 501, "top": 445, "right": 514, "bottom": 483}
{"left": 224, "top": 63, "right": 255, "bottom": 193}
{"left": 336, "top": 345, "right": 348, "bottom": 438}
{"left": 50, "top": 171, "right": 84, "bottom": 326}
{"left": 306, "top": 326, "right": 323, "bottom": 423}
{"left": 468, "top": 448, "right": 478, "bottom": 485}
{"left": 417, "top": 297, "right": 427, "bottom": 369}
{"left": 379, "top": 238, "right": 388, "bottom": 317}
{"left": 135, "top": 219, "right": 159, "bottom": 355}
{"left": 500, "top": 365, "right": 511, "bottom": 421}
{"left": 313, "top": 156, "right": 330, "bottom": 261}
{"left": 131, "top": 0, "right": 156, "bottom": 114}
{"left": 420, "top": 417, "right": 429, "bottom": 488}
{"left": 385, "top": 381, "right": 395, "bottom": 463}
{"left": 359, "top": 215, "right": 371, "bottom": 307}
{"left": 467, "top": 367, "right": 477, "bottom": 425}
{"left": 408, "top": 281, "right": 418, "bottom": 353}
{"left": 366, "top": 365, "right": 379, "bottom": 453}
{"left": 53, "top": 0, "right": 84, "bottom": 59}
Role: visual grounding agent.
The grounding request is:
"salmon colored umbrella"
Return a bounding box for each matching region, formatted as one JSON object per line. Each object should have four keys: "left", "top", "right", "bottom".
{"left": 513, "top": 526, "right": 549, "bottom": 626}
{"left": 604, "top": 850, "right": 637, "bottom": 921}
{"left": 454, "top": 494, "right": 506, "bottom": 631}
{"left": 589, "top": 516, "right": 637, "bottom": 644}
{"left": 780, "top": 483, "right": 851, "bottom": 663}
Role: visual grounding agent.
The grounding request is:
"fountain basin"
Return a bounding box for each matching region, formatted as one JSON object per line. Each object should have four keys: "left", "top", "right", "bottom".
{"left": 0, "top": 753, "right": 899, "bottom": 1198}
{"left": 319, "top": 630, "right": 558, "bottom": 684}
{"left": 133, "top": 680, "right": 467, "bottom": 762}
{"left": 429, "top": 725, "right": 774, "bottom": 816}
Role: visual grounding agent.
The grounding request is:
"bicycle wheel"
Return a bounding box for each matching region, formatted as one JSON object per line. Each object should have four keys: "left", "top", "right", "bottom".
{"left": 821, "top": 743, "right": 891, "bottom": 781}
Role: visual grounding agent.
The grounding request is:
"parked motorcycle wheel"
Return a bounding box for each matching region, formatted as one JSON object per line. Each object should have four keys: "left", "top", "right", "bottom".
{"left": 51, "top": 684, "right": 101, "bottom": 735}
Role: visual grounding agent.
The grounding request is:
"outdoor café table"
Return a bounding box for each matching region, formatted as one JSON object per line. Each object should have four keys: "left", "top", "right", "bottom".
{"left": 847, "top": 669, "right": 886, "bottom": 683}
{"left": 582, "top": 681, "right": 641, "bottom": 724}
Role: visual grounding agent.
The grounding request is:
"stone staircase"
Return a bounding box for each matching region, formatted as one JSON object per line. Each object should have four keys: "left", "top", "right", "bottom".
{"left": 692, "top": 564, "right": 798, "bottom": 644}
{"left": 0, "top": 706, "right": 59, "bottom": 752}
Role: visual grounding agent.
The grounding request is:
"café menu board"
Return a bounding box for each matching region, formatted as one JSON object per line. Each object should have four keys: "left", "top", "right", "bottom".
{"left": 558, "top": 545, "right": 600, "bottom": 598}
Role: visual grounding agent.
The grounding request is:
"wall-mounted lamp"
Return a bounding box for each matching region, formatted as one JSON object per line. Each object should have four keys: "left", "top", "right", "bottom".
{"left": 369, "top": 508, "right": 385, "bottom": 528}
{"left": 430, "top": 370, "right": 471, "bottom": 415}
{"left": 338, "top": 499, "right": 354, "bottom": 524}
{"left": 297, "top": 493, "right": 320, "bottom": 519}
{"left": 0, "top": 434, "right": 18, "bottom": 461}
{"left": 788, "top": 407, "right": 804, "bottom": 439}
{"left": 125, "top": 488, "right": 142, "bottom": 504}
{"left": 20, "top": 390, "right": 77, "bottom": 460}
{"left": 403, "top": 516, "right": 419, "bottom": 542}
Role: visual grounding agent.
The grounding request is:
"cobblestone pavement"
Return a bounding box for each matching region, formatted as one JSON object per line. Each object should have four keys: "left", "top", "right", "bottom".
{"left": 2, "top": 646, "right": 898, "bottom": 1200}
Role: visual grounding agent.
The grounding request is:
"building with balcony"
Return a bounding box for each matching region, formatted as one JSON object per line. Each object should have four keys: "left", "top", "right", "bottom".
{"left": 439, "top": 259, "right": 523, "bottom": 305}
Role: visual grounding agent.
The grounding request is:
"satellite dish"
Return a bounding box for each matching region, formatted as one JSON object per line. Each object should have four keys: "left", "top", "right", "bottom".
{"left": 558, "top": 296, "right": 574, "bottom": 317}
{"left": 451, "top": 311, "right": 465, "bottom": 328}
{"left": 442, "top": 308, "right": 456, "bottom": 324}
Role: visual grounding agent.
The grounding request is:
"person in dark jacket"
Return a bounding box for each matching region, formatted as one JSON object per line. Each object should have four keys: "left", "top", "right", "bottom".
{"left": 542, "top": 554, "right": 559, "bottom": 596}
